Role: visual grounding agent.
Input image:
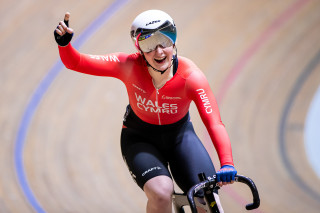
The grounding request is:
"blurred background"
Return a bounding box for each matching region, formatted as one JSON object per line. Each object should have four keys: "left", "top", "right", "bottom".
{"left": 1, "top": 0, "right": 319, "bottom": 212}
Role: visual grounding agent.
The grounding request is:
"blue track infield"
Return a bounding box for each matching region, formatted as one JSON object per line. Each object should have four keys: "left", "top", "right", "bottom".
{"left": 279, "top": 49, "right": 320, "bottom": 203}
{"left": 305, "top": 85, "right": 320, "bottom": 178}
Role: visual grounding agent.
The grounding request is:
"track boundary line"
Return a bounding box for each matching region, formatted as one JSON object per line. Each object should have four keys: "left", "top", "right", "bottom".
{"left": 279, "top": 49, "right": 320, "bottom": 202}
{"left": 14, "top": 0, "right": 129, "bottom": 212}
{"left": 209, "top": 0, "right": 311, "bottom": 210}
{"left": 216, "top": 0, "right": 310, "bottom": 104}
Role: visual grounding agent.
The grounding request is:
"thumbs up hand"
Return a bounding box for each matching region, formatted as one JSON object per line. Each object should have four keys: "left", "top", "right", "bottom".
{"left": 54, "top": 12, "right": 74, "bottom": 46}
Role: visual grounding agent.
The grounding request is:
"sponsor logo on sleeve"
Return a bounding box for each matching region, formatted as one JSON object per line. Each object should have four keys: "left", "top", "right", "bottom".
{"left": 89, "top": 55, "right": 120, "bottom": 62}
{"left": 196, "top": 89, "right": 212, "bottom": 113}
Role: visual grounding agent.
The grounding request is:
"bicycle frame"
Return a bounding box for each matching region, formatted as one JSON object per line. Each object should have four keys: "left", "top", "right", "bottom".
{"left": 172, "top": 173, "right": 260, "bottom": 213}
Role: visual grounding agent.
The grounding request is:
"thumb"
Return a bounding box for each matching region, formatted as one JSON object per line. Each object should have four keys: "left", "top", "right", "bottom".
{"left": 64, "top": 12, "right": 70, "bottom": 27}
{"left": 64, "top": 12, "right": 74, "bottom": 34}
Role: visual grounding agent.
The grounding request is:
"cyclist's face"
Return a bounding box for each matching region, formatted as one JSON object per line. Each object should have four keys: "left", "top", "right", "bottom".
{"left": 143, "top": 45, "right": 174, "bottom": 71}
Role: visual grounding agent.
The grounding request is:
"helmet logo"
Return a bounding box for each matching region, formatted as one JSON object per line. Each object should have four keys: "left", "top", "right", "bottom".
{"left": 146, "top": 20, "right": 160, "bottom": 26}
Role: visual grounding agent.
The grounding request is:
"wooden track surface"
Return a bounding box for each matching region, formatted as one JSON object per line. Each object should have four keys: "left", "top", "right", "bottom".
{"left": 1, "top": 0, "right": 319, "bottom": 212}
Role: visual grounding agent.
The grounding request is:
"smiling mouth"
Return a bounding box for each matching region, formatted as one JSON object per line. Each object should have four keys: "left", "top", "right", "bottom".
{"left": 154, "top": 57, "right": 167, "bottom": 64}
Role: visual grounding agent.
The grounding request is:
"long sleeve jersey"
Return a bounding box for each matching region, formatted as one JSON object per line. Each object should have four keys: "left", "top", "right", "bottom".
{"left": 58, "top": 44, "right": 234, "bottom": 166}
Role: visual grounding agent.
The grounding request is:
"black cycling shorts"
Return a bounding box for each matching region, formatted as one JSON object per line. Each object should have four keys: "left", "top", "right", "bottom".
{"left": 121, "top": 105, "right": 216, "bottom": 195}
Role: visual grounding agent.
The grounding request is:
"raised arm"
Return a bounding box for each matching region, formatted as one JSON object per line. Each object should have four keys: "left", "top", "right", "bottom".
{"left": 54, "top": 12, "right": 130, "bottom": 79}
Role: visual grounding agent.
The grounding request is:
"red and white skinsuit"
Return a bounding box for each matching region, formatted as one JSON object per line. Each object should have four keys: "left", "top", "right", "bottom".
{"left": 58, "top": 44, "right": 234, "bottom": 167}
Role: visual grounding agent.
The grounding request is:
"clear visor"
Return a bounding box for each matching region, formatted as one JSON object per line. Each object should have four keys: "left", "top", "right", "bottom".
{"left": 138, "top": 31, "right": 173, "bottom": 53}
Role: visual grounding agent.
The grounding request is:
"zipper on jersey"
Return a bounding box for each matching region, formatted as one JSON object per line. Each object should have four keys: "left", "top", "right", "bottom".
{"left": 152, "top": 78, "right": 164, "bottom": 125}
{"left": 155, "top": 88, "right": 161, "bottom": 125}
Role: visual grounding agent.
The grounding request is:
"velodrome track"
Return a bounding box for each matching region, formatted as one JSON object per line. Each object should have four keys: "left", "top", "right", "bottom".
{"left": 1, "top": 0, "right": 320, "bottom": 212}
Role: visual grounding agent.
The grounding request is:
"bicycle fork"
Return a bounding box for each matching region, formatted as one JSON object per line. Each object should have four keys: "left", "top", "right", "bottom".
{"left": 198, "top": 173, "right": 222, "bottom": 213}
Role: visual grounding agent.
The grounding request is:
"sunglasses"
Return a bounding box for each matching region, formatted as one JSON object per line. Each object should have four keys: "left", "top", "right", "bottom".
{"left": 134, "top": 21, "right": 177, "bottom": 52}
{"left": 138, "top": 32, "right": 173, "bottom": 52}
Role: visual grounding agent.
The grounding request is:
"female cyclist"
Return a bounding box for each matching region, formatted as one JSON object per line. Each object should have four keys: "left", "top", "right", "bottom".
{"left": 54, "top": 10, "right": 237, "bottom": 213}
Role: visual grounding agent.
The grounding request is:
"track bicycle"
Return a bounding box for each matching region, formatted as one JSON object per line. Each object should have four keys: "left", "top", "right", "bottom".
{"left": 172, "top": 173, "right": 260, "bottom": 213}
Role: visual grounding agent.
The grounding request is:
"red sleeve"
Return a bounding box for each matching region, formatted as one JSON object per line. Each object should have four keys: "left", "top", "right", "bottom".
{"left": 186, "top": 68, "right": 234, "bottom": 167}
{"left": 58, "top": 43, "right": 131, "bottom": 80}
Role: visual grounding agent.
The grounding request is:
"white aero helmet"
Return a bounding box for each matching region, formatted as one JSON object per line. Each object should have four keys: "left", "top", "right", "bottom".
{"left": 130, "top": 10, "right": 177, "bottom": 53}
